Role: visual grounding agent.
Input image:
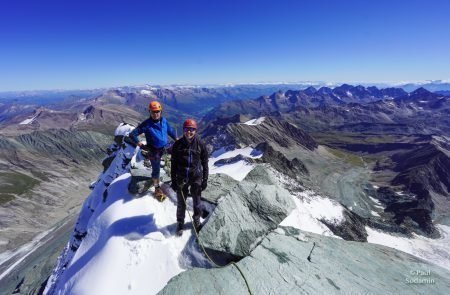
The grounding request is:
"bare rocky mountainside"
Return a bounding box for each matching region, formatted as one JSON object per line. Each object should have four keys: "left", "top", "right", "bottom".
{"left": 202, "top": 85, "right": 450, "bottom": 238}
{"left": 0, "top": 83, "right": 449, "bottom": 294}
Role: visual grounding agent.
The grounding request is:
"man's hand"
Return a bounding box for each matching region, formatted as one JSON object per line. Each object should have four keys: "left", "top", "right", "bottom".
{"left": 201, "top": 180, "right": 207, "bottom": 191}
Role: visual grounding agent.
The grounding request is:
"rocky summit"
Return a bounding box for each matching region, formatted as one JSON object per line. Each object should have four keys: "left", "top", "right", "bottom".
{"left": 161, "top": 227, "right": 450, "bottom": 294}
{"left": 199, "top": 175, "right": 295, "bottom": 257}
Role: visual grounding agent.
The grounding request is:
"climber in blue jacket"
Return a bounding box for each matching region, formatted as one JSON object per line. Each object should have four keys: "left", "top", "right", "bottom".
{"left": 128, "top": 101, "right": 177, "bottom": 200}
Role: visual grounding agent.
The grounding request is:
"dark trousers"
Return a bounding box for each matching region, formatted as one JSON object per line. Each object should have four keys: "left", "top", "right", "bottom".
{"left": 176, "top": 181, "right": 203, "bottom": 224}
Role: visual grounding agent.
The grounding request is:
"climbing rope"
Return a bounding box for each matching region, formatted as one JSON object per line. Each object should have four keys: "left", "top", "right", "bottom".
{"left": 179, "top": 188, "right": 253, "bottom": 295}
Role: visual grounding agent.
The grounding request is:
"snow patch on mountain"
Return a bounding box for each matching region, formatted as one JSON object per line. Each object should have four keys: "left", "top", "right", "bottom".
{"left": 371, "top": 211, "right": 380, "bottom": 217}
{"left": 209, "top": 161, "right": 256, "bottom": 181}
{"left": 368, "top": 196, "right": 383, "bottom": 206}
{"left": 19, "top": 115, "right": 38, "bottom": 125}
{"left": 78, "top": 113, "right": 86, "bottom": 121}
{"left": 140, "top": 90, "right": 152, "bottom": 96}
{"left": 211, "top": 146, "right": 263, "bottom": 160}
{"left": 281, "top": 191, "right": 344, "bottom": 238}
{"left": 209, "top": 146, "right": 263, "bottom": 181}
{"left": 366, "top": 225, "right": 450, "bottom": 271}
{"left": 243, "top": 116, "right": 266, "bottom": 126}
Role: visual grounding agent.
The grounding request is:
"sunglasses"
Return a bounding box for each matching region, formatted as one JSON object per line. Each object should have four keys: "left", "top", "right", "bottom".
{"left": 183, "top": 127, "right": 196, "bottom": 132}
{"left": 151, "top": 110, "right": 161, "bottom": 114}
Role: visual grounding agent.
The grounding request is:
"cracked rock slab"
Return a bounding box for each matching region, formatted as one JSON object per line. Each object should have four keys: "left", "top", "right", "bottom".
{"left": 160, "top": 227, "right": 450, "bottom": 294}
{"left": 198, "top": 176, "right": 295, "bottom": 257}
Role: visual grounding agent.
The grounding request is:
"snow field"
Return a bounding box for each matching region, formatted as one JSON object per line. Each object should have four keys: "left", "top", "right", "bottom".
{"left": 52, "top": 173, "right": 208, "bottom": 295}
{"left": 209, "top": 146, "right": 263, "bottom": 181}
{"left": 19, "top": 114, "right": 38, "bottom": 125}
{"left": 281, "top": 190, "right": 345, "bottom": 238}
{"left": 366, "top": 225, "right": 450, "bottom": 271}
{"left": 242, "top": 117, "right": 266, "bottom": 126}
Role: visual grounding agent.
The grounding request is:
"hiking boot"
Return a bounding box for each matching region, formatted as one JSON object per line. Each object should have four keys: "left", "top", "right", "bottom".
{"left": 201, "top": 209, "right": 209, "bottom": 219}
{"left": 176, "top": 222, "right": 184, "bottom": 237}
{"left": 153, "top": 186, "right": 166, "bottom": 202}
{"left": 193, "top": 219, "right": 203, "bottom": 232}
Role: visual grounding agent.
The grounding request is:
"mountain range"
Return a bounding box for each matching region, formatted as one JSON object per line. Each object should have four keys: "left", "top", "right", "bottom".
{"left": 0, "top": 83, "right": 449, "bottom": 294}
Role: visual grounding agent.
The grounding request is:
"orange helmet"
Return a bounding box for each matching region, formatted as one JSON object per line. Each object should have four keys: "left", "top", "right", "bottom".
{"left": 148, "top": 101, "right": 162, "bottom": 112}
{"left": 183, "top": 118, "right": 197, "bottom": 129}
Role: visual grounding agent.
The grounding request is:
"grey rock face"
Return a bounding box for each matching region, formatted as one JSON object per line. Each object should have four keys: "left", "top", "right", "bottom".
{"left": 128, "top": 148, "right": 153, "bottom": 194}
{"left": 202, "top": 173, "right": 238, "bottom": 204}
{"left": 128, "top": 175, "right": 152, "bottom": 194}
{"left": 242, "top": 165, "right": 277, "bottom": 186}
{"left": 321, "top": 206, "right": 368, "bottom": 242}
{"left": 199, "top": 177, "right": 295, "bottom": 257}
{"left": 161, "top": 227, "right": 450, "bottom": 295}
{"left": 232, "top": 116, "right": 318, "bottom": 151}
{"left": 256, "top": 142, "right": 309, "bottom": 182}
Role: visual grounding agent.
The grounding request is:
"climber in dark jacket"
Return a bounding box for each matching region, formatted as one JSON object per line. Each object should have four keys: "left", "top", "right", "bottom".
{"left": 171, "top": 118, "right": 208, "bottom": 236}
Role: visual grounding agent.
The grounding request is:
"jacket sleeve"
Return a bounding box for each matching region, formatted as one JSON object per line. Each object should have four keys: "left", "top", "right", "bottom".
{"left": 166, "top": 120, "right": 177, "bottom": 141}
{"left": 171, "top": 140, "right": 179, "bottom": 182}
{"left": 128, "top": 121, "right": 144, "bottom": 145}
{"left": 200, "top": 140, "right": 209, "bottom": 181}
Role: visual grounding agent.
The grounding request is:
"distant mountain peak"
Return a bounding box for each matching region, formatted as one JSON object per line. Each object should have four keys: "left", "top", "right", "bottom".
{"left": 336, "top": 84, "right": 353, "bottom": 90}
{"left": 303, "top": 86, "right": 317, "bottom": 95}
{"left": 411, "top": 87, "right": 431, "bottom": 96}
{"left": 317, "top": 86, "right": 332, "bottom": 95}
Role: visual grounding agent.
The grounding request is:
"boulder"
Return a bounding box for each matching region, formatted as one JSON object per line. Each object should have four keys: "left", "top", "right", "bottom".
{"left": 242, "top": 165, "right": 277, "bottom": 185}
{"left": 199, "top": 176, "right": 295, "bottom": 257}
{"left": 202, "top": 173, "right": 239, "bottom": 204}
{"left": 161, "top": 227, "right": 450, "bottom": 294}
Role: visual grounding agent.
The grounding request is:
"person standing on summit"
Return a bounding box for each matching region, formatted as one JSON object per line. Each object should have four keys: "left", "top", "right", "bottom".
{"left": 171, "top": 119, "right": 209, "bottom": 236}
{"left": 129, "top": 101, "right": 177, "bottom": 201}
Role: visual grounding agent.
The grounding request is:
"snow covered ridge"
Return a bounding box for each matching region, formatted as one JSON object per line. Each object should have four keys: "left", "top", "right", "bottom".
{"left": 46, "top": 173, "right": 208, "bottom": 294}
{"left": 44, "top": 140, "right": 209, "bottom": 294}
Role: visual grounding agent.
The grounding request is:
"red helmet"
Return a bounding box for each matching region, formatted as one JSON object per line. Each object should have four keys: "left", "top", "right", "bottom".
{"left": 183, "top": 118, "right": 197, "bottom": 129}
{"left": 148, "top": 101, "right": 162, "bottom": 112}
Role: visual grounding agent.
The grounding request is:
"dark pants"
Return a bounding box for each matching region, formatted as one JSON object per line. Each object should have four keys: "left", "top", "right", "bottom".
{"left": 176, "top": 181, "right": 203, "bottom": 224}
{"left": 144, "top": 147, "right": 164, "bottom": 179}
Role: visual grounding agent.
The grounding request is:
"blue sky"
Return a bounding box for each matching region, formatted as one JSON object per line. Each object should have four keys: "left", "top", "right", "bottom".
{"left": 1, "top": 0, "right": 449, "bottom": 91}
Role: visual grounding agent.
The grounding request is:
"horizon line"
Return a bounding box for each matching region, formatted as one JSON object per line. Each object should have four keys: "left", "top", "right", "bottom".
{"left": 1, "top": 79, "right": 450, "bottom": 93}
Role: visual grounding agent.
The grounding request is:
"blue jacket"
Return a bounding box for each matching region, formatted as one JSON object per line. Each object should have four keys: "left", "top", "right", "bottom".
{"left": 129, "top": 117, "right": 176, "bottom": 149}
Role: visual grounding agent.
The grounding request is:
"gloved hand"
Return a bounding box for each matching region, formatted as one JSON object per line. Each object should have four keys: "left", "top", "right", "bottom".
{"left": 141, "top": 144, "right": 151, "bottom": 158}
{"left": 201, "top": 179, "right": 207, "bottom": 191}
{"left": 171, "top": 181, "right": 178, "bottom": 191}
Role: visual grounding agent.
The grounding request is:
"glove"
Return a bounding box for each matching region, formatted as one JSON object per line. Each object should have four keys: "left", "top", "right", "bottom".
{"left": 201, "top": 180, "right": 207, "bottom": 191}
{"left": 142, "top": 144, "right": 154, "bottom": 158}
{"left": 171, "top": 181, "right": 178, "bottom": 191}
